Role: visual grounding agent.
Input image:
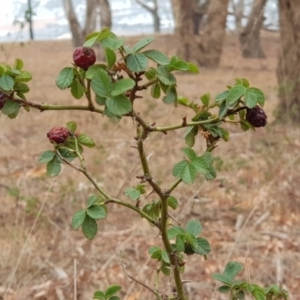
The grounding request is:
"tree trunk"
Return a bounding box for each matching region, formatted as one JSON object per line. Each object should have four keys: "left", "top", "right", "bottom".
{"left": 171, "top": 0, "right": 202, "bottom": 63}
{"left": 191, "top": 0, "right": 209, "bottom": 35}
{"left": 63, "top": 0, "right": 84, "bottom": 47}
{"left": 99, "top": 0, "right": 112, "bottom": 28}
{"left": 83, "top": 0, "right": 97, "bottom": 36}
{"left": 136, "top": 0, "right": 160, "bottom": 33}
{"left": 276, "top": 0, "right": 300, "bottom": 123}
{"left": 198, "top": 0, "right": 230, "bottom": 68}
{"left": 239, "top": 0, "right": 266, "bottom": 58}
{"left": 27, "top": 0, "right": 34, "bottom": 40}
{"left": 231, "top": 0, "right": 244, "bottom": 33}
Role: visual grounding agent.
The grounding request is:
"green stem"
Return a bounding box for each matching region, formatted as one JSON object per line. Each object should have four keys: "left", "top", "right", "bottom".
{"left": 138, "top": 78, "right": 159, "bottom": 90}
{"left": 165, "top": 178, "right": 182, "bottom": 195}
{"left": 150, "top": 117, "right": 219, "bottom": 133}
{"left": 85, "top": 79, "right": 95, "bottom": 110}
{"left": 10, "top": 97, "right": 103, "bottom": 114}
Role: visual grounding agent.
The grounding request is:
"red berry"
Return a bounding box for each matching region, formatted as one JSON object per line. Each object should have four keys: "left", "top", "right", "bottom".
{"left": 73, "top": 46, "right": 96, "bottom": 70}
{"left": 246, "top": 106, "right": 267, "bottom": 128}
{"left": 0, "top": 91, "right": 7, "bottom": 110}
{"left": 47, "top": 127, "right": 70, "bottom": 144}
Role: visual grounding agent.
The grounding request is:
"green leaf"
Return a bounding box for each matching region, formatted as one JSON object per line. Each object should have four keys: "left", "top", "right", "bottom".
{"left": 167, "top": 196, "right": 178, "bottom": 210}
{"left": 104, "top": 47, "right": 116, "bottom": 68}
{"left": 161, "top": 251, "right": 170, "bottom": 263}
{"left": 148, "top": 246, "right": 162, "bottom": 257}
{"left": 192, "top": 157, "right": 209, "bottom": 175}
{"left": 215, "top": 90, "right": 229, "bottom": 103}
{"left": 226, "top": 84, "right": 246, "bottom": 109}
{"left": 13, "top": 82, "right": 29, "bottom": 93}
{"left": 91, "top": 69, "right": 112, "bottom": 97}
{"left": 85, "top": 64, "right": 107, "bottom": 79}
{"left": 167, "top": 226, "right": 185, "bottom": 239}
{"left": 87, "top": 205, "right": 107, "bottom": 220}
{"left": 157, "top": 66, "right": 176, "bottom": 85}
{"left": 241, "top": 78, "right": 250, "bottom": 88}
{"left": 211, "top": 273, "right": 232, "bottom": 285}
{"left": 181, "top": 147, "right": 196, "bottom": 160}
{"left": 1, "top": 100, "right": 20, "bottom": 116}
{"left": 181, "top": 163, "right": 197, "bottom": 184}
{"left": 169, "top": 56, "right": 189, "bottom": 71}
{"left": 14, "top": 58, "right": 24, "bottom": 70}
{"left": 38, "top": 150, "right": 55, "bottom": 164}
{"left": 186, "top": 220, "right": 202, "bottom": 236}
{"left": 93, "top": 290, "right": 105, "bottom": 300}
{"left": 200, "top": 93, "right": 210, "bottom": 106}
{"left": 194, "top": 237, "right": 211, "bottom": 255}
{"left": 218, "top": 100, "right": 228, "bottom": 118}
{"left": 55, "top": 67, "right": 74, "bottom": 90}
{"left": 66, "top": 121, "right": 77, "bottom": 133}
{"left": 105, "top": 285, "right": 122, "bottom": 298}
{"left": 218, "top": 285, "right": 231, "bottom": 293}
{"left": 184, "top": 126, "right": 198, "bottom": 148}
{"left": 160, "top": 261, "right": 171, "bottom": 275}
{"left": 163, "top": 86, "right": 177, "bottom": 104}
{"left": 71, "top": 209, "right": 86, "bottom": 229}
{"left": 57, "top": 147, "right": 77, "bottom": 163}
{"left": 96, "top": 95, "right": 106, "bottom": 106}
{"left": 172, "top": 160, "right": 189, "bottom": 178}
{"left": 237, "top": 291, "right": 245, "bottom": 300}
{"left": 124, "top": 187, "right": 141, "bottom": 201}
{"left": 244, "top": 88, "right": 258, "bottom": 108}
{"left": 252, "top": 289, "right": 265, "bottom": 300}
{"left": 109, "top": 296, "right": 120, "bottom": 300}
{"left": 15, "top": 70, "right": 32, "bottom": 82}
{"left": 187, "top": 62, "right": 199, "bottom": 73}
{"left": 133, "top": 36, "right": 155, "bottom": 52}
{"left": 82, "top": 215, "right": 98, "bottom": 240}
{"left": 77, "top": 134, "right": 96, "bottom": 148}
{"left": 145, "top": 67, "right": 157, "bottom": 80}
{"left": 143, "top": 50, "right": 169, "bottom": 65}
{"left": 0, "top": 75, "right": 14, "bottom": 91}
{"left": 106, "top": 95, "right": 132, "bottom": 116}
{"left": 151, "top": 82, "right": 161, "bottom": 99}
{"left": 111, "top": 78, "right": 135, "bottom": 96}
{"left": 175, "top": 235, "right": 185, "bottom": 252}
{"left": 71, "top": 78, "right": 85, "bottom": 99}
{"left": 87, "top": 194, "right": 102, "bottom": 207}
{"left": 46, "top": 156, "right": 61, "bottom": 177}
{"left": 223, "top": 261, "right": 243, "bottom": 281}
{"left": 84, "top": 28, "right": 111, "bottom": 47}
{"left": 126, "top": 53, "right": 148, "bottom": 72}
{"left": 247, "top": 87, "right": 265, "bottom": 106}
{"left": 101, "top": 37, "right": 124, "bottom": 50}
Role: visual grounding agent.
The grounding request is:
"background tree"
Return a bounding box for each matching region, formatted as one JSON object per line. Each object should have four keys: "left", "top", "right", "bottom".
{"left": 172, "top": 0, "right": 229, "bottom": 68}
{"left": 239, "top": 0, "right": 267, "bottom": 58}
{"left": 62, "top": 0, "right": 112, "bottom": 47}
{"left": 26, "top": 0, "right": 35, "bottom": 40}
{"left": 230, "top": 0, "right": 245, "bottom": 33}
{"left": 135, "top": 0, "right": 160, "bottom": 33}
{"left": 191, "top": 0, "right": 210, "bottom": 35}
{"left": 276, "top": 0, "right": 300, "bottom": 123}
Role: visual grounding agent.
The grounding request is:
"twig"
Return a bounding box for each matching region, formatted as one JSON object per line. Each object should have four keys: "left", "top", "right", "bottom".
{"left": 121, "top": 260, "right": 161, "bottom": 299}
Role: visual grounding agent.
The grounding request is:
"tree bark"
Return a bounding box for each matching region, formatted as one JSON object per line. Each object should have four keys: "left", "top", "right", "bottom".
{"left": 276, "top": 0, "right": 300, "bottom": 123}
{"left": 171, "top": 0, "right": 202, "bottom": 63}
{"left": 191, "top": 0, "right": 209, "bottom": 35}
{"left": 83, "top": 0, "right": 97, "bottom": 36}
{"left": 99, "top": 0, "right": 112, "bottom": 28}
{"left": 136, "top": 0, "right": 160, "bottom": 33}
{"left": 198, "top": 0, "right": 230, "bottom": 68}
{"left": 63, "top": 0, "right": 84, "bottom": 47}
{"left": 239, "top": 0, "right": 266, "bottom": 58}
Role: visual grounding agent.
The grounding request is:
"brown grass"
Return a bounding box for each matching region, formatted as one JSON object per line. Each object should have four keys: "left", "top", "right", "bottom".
{"left": 0, "top": 31, "right": 300, "bottom": 300}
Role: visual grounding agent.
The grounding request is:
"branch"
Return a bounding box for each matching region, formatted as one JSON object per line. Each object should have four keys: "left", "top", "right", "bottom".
{"left": 135, "top": 0, "right": 155, "bottom": 13}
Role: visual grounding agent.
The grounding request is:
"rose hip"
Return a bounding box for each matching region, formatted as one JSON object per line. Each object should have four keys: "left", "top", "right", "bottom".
{"left": 73, "top": 46, "right": 96, "bottom": 70}
{"left": 47, "top": 127, "right": 70, "bottom": 144}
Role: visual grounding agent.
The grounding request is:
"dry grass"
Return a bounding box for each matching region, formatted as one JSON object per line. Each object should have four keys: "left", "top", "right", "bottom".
{"left": 0, "top": 31, "right": 300, "bottom": 300}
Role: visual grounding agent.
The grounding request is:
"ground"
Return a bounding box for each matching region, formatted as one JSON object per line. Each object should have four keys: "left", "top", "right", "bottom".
{"left": 0, "top": 31, "right": 299, "bottom": 300}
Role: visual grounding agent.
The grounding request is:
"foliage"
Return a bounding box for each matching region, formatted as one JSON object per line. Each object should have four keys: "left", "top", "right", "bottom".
{"left": 0, "top": 28, "right": 285, "bottom": 300}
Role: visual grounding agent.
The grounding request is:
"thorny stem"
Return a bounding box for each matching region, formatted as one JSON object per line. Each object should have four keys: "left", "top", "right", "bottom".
{"left": 56, "top": 151, "right": 157, "bottom": 226}
{"left": 85, "top": 79, "right": 95, "bottom": 111}
{"left": 165, "top": 178, "right": 182, "bottom": 195}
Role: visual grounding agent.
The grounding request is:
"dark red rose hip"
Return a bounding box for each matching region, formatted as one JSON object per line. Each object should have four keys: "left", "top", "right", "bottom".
{"left": 47, "top": 127, "right": 70, "bottom": 144}
{"left": 0, "top": 91, "right": 7, "bottom": 110}
{"left": 73, "top": 46, "right": 96, "bottom": 70}
{"left": 246, "top": 106, "right": 267, "bottom": 128}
